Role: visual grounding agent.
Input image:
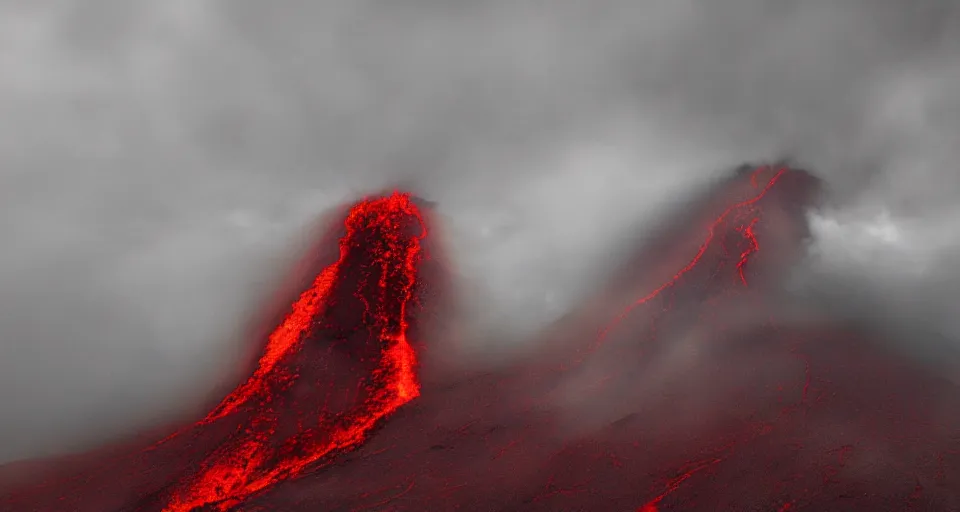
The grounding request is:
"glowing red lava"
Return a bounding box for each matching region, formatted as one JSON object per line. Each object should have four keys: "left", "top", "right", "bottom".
{"left": 586, "top": 166, "right": 788, "bottom": 362}
{"left": 157, "top": 192, "right": 427, "bottom": 511}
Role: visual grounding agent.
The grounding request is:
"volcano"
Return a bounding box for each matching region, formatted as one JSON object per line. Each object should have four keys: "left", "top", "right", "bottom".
{"left": 2, "top": 165, "right": 959, "bottom": 511}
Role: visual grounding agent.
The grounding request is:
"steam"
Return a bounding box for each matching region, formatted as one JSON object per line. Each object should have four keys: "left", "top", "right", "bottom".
{"left": 1, "top": 0, "right": 958, "bottom": 463}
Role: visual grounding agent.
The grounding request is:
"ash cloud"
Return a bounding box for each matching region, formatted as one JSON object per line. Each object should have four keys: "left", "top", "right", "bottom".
{"left": 1, "top": 0, "right": 959, "bottom": 463}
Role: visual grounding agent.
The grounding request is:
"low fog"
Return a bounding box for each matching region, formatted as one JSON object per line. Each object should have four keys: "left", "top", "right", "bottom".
{"left": 1, "top": 0, "right": 959, "bottom": 464}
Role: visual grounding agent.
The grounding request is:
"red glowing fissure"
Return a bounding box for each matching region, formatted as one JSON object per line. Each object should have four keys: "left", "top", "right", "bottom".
{"left": 159, "top": 192, "right": 427, "bottom": 511}
{"left": 585, "top": 167, "right": 786, "bottom": 362}
{"left": 637, "top": 457, "right": 723, "bottom": 511}
{"left": 612, "top": 167, "right": 795, "bottom": 511}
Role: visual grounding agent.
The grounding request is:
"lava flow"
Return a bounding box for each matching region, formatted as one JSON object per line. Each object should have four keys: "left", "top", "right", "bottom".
{"left": 2, "top": 165, "right": 960, "bottom": 511}
{"left": 0, "top": 191, "right": 434, "bottom": 511}
{"left": 155, "top": 192, "right": 429, "bottom": 511}
{"left": 586, "top": 165, "right": 790, "bottom": 361}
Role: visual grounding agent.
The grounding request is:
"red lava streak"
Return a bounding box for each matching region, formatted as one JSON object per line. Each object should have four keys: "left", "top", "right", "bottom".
{"left": 589, "top": 167, "right": 786, "bottom": 360}
{"left": 161, "top": 192, "right": 427, "bottom": 511}
{"left": 638, "top": 457, "right": 723, "bottom": 511}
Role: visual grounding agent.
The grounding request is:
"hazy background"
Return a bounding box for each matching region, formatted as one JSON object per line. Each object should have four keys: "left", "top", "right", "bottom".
{"left": 1, "top": 0, "right": 959, "bottom": 464}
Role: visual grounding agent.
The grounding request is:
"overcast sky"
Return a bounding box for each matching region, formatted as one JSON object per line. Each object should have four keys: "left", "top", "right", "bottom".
{"left": 1, "top": 0, "right": 959, "bottom": 464}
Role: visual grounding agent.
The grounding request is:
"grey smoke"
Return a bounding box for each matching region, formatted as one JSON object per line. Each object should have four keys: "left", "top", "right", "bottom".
{"left": 1, "top": 0, "right": 958, "bottom": 463}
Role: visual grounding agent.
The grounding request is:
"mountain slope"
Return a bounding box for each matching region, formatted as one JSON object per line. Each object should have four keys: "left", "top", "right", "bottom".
{"left": 2, "top": 166, "right": 959, "bottom": 511}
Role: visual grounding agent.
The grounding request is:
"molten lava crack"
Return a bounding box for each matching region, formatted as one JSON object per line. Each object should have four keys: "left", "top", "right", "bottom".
{"left": 160, "top": 193, "right": 427, "bottom": 511}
